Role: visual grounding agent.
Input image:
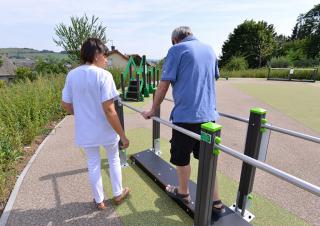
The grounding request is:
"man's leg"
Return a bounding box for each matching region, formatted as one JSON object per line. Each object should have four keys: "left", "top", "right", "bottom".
{"left": 166, "top": 123, "right": 193, "bottom": 201}
{"left": 212, "top": 179, "right": 223, "bottom": 208}
{"left": 176, "top": 164, "right": 191, "bottom": 194}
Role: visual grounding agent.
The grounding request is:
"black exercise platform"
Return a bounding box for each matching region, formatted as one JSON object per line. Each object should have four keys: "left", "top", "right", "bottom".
{"left": 130, "top": 149, "right": 251, "bottom": 226}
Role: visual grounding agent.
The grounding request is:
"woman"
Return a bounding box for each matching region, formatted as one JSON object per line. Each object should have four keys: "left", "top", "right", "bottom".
{"left": 61, "top": 38, "right": 130, "bottom": 210}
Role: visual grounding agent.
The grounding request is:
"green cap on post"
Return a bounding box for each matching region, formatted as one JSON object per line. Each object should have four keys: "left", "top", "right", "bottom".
{"left": 250, "top": 107, "right": 267, "bottom": 115}
{"left": 201, "top": 122, "right": 222, "bottom": 133}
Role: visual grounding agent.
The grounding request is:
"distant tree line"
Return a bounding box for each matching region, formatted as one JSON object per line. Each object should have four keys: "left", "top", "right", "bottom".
{"left": 220, "top": 4, "right": 320, "bottom": 70}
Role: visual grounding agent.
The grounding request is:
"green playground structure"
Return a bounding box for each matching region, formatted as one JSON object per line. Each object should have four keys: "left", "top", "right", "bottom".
{"left": 120, "top": 55, "right": 160, "bottom": 101}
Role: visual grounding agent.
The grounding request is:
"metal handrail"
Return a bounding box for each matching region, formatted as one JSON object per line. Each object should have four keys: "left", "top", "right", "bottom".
{"left": 164, "top": 97, "right": 249, "bottom": 123}
{"left": 270, "top": 68, "right": 316, "bottom": 71}
{"left": 120, "top": 101, "right": 200, "bottom": 141}
{"left": 119, "top": 100, "right": 320, "bottom": 197}
{"left": 262, "top": 124, "right": 320, "bottom": 144}
{"left": 216, "top": 143, "right": 320, "bottom": 197}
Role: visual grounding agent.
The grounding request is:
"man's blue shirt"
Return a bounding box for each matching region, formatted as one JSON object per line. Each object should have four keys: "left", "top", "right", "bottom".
{"left": 161, "top": 35, "right": 219, "bottom": 123}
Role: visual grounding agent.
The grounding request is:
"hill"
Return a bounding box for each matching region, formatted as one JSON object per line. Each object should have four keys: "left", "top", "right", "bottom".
{"left": 0, "top": 48, "right": 67, "bottom": 60}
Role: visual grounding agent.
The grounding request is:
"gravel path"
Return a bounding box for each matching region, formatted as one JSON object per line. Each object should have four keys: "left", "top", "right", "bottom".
{"left": 4, "top": 116, "right": 123, "bottom": 226}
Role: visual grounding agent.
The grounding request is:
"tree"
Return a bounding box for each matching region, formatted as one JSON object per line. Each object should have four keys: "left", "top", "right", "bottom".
{"left": 223, "top": 56, "right": 248, "bottom": 71}
{"left": 0, "top": 55, "right": 3, "bottom": 67}
{"left": 274, "top": 35, "right": 290, "bottom": 57}
{"left": 291, "top": 4, "right": 320, "bottom": 58}
{"left": 34, "top": 57, "right": 68, "bottom": 75}
{"left": 220, "top": 20, "right": 276, "bottom": 68}
{"left": 54, "top": 15, "right": 107, "bottom": 62}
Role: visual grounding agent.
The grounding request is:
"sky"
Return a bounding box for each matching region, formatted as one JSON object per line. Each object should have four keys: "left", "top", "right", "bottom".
{"left": 0, "top": 0, "right": 318, "bottom": 59}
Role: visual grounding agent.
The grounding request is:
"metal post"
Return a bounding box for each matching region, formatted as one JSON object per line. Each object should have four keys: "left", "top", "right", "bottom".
{"left": 142, "top": 55, "right": 149, "bottom": 97}
{"left": 129, "top": 64, "right": 132, "bottom": 80}
{"left": 136, "top": 73, "right": 140, "bottom": 101}
{"left": 148, "top": 71, "right": 153, "bottom": 93}
{"left": 114, "top": 99, "right": 128, "bottom": 167}
{"left": 120, "top": 73, "right": 125, "bottom": 99}
{"left": 157, "top": 69, "right": 160, "bottom": 86}
{"left": 236, "top": 108, "right": 267, "bottom": 218}
{"left": 194, "top": 122, "right": 222, "bottom": 226}
{"left": 312, "top": 68, "right": 317, "bottom": 82}
{"left": 153, "top": 67, "right": 156, "bottom": 88}
{"left": 152, "top": 90, "right": 161, "bottom": 155}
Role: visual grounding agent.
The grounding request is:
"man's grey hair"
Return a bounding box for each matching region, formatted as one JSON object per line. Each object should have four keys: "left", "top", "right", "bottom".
{"left": 171, "top": 26, "right": 193, "bottom": 42}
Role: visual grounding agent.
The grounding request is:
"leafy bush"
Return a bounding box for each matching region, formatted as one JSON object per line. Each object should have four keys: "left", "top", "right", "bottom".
{"left": 0, "top": 80, "right": 5, "bottom": 89}
{"left": 220, "top": 68, "right": 267, "bottom": 78}
{"left": 223, "top": 56, "right": 248, "bottom": 71}
{"left": 267, "top": 68, "right": 318, "bottom": 80}
{"left": 34, "top": 57, "right": 68, "bottom": 75}
{"left": 292, "top": 58, "right": 319, "bottom": 68}
{"left": 15, "top": 67, "right": 37, "bottom": 82}
{"left": 0, "top": 74, "right": 66, "bottom": 205}
{"left": 108, "top": 67, "right": 123, "bottom": 89}
{"left": 269, "top": 57, "right": 291, "bottom": 68}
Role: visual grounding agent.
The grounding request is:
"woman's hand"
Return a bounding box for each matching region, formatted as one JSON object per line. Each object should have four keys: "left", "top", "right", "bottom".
{"left": 120, "top": 135, "right": 129, "bottom": 149}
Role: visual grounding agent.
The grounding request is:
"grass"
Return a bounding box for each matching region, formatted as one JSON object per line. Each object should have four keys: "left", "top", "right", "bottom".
{"left": 100, "top": 128, "right": 309, "bottom": 226}
{"left": 232, "top": 82, "right": 320, "bottom": 133}
{"left": 123, "top": 95, "right": 153, "bottom": 114}
{"left": 0, "top": 75, "right": 66, "bottom": 209}
{"left": 220, "top": 68, "right": 319, "bottom": 81}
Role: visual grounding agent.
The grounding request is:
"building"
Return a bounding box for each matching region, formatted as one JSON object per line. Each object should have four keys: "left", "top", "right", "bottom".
{"left": 0, "top": 55, "right": 16, "bottom": 82}
{"left": 106, "top": 46, "right": 130, "bottom": 69}
{"left": 106, "top": 46, "right": 154, "bottom": 70}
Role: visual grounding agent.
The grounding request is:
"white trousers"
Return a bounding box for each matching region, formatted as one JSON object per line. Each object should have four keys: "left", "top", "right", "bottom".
{"left": 84, "top": 142, "right": 123, "bottom": 203}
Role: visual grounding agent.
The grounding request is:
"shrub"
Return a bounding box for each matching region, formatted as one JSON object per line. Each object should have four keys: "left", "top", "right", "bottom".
{"left": 0, "top": 74, "right": 66, "bottom": 204}
{"left": 220, "top": 68, "right": 267, "bottom": 78}
{"left": 223, "top": 56, "right": 248, "bottom": 71}
{"left": 269, "top": 57, "right": 291, "bottom": 68}
{"left": 292, "top": 58, "right": 319, "bottom": 68}
{"left": 15, "top": 67, "right": 37, "bottom": 82}
{"left": 34, "top": 57, "right": 68, "bottom": 75}
{"left": 107, "top": 67, "right": 123, "bottom": 89}
{"left": 0, "top": 80, "right": 6, "bottom": 89}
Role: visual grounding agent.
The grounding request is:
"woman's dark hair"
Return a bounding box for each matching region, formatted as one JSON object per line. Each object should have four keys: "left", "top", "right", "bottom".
{"left": 80, "top": 38, "right": 109, "bottom": 64}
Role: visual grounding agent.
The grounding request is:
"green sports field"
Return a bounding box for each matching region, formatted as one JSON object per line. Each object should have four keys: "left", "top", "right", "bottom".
{"left": 232, "top": 82, "right": 320, "bottom": 133}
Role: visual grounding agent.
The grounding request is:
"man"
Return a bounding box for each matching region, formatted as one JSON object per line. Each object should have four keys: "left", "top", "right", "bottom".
{"left": 142, "top": 26, "right": 224, "bottom": 214}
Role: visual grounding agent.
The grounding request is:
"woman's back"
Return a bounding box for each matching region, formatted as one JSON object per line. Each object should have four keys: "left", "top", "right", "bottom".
{"left": 63, "top": 65, "right": 119, "bottom": 147}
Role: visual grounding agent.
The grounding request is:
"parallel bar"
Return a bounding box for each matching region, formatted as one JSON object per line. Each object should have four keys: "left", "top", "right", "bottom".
{"left": 237, "top": 109, "right": 266, "bottom": 213}
{"left": 121, "top": 101, "right": 320, "bottom": 197}
{"left": 164, "top": 97, "right": 320, "bottom": 144}
{"left": 194, "top": 124, "right": 220, "bottom": 226}
{"left": 164, "top": 97, "right": 249, "bottom": 123}
{"left": 215, "top": 144, "right": 320, "bottom": 197}
{"left": 219, "top": 113, "right": 249, "bottom": 123}
{"left": 120, "top": 101, "right": 201, "bottom": 141}
{"left": 262, "top": 124, "right": 320, "bottom": 144}
{"left": 270, "top": 68, "right": 316, "bottom": 71}
{"left": 152, "top": 92, "right": 161, "bottom": 154}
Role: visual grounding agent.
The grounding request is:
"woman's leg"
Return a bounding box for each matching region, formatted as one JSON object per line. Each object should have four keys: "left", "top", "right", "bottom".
{"left": 104, "top": 142, "right": 123, "bottom": 197}
{"left": 84, "top": 146, "right": 104, "bottom": 203}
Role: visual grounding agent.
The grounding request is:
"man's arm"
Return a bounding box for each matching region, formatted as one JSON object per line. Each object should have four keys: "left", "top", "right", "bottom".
{"left": 61, "top": 101, "right": 74, "bottom": 115}
{"left": 142, "top": 80, "right": 170, "bottom": 119}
